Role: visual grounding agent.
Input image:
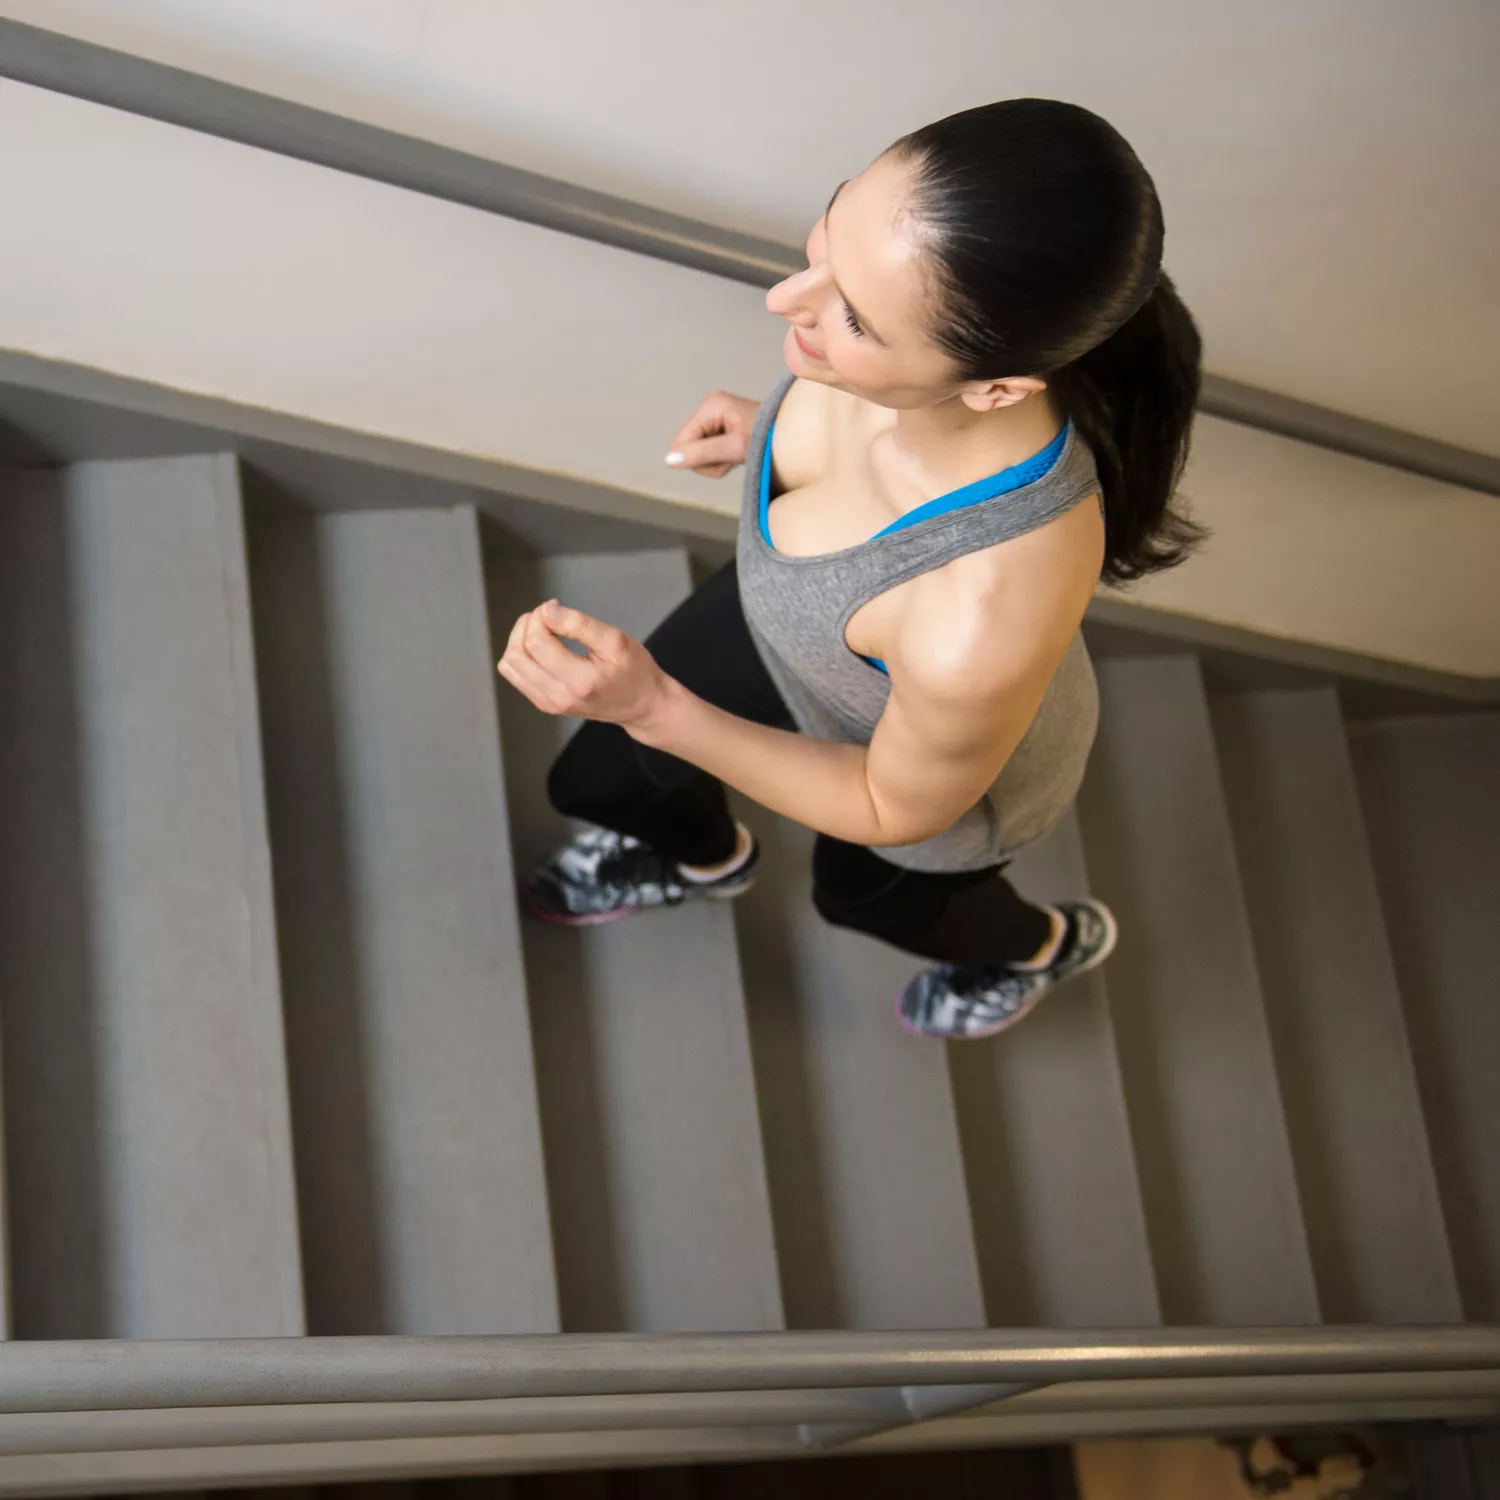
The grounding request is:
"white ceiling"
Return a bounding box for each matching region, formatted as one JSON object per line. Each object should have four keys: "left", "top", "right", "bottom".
{"left": 4, "top": 0, "right": 1498, "bottom": 455}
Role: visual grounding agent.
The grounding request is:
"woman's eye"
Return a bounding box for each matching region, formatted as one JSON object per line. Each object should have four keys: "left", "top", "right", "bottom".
{"left": 843, "top": 302, "right": 864, "bottom": 337}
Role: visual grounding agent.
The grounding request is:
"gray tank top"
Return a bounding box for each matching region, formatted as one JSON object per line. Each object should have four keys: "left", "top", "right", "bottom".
{"left": 737, "top": 374, "right": 1102, "bottom": 872}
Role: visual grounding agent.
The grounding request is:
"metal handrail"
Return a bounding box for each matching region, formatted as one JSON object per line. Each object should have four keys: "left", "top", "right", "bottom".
{"left": 3, "top": 16, "right": 1498, "bottom": 496}
{"left": 2, "top": 1374, "right": 1497, "bottom": 1457}
{"left": 0, "top": 17, "right": 795, "bottom": 287}
{"left": 2, "top": 1328, "right": 1496, "bottom": 1415}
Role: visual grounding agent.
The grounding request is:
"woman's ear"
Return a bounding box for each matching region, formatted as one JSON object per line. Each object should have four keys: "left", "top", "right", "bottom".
{"left": 960, "top": 375, "right": 1048, "bottom": 413}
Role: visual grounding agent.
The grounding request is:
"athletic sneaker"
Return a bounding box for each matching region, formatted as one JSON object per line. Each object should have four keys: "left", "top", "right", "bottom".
{"left": 525, "top": 823, "right": 759, "bottom": 925}
{"left": 897, "top": 899, "right": 1118, "bottom": 1041}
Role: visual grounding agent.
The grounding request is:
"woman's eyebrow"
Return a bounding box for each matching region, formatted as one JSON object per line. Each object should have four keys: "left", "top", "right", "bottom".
{"left": 823, "top": 181, "right": 887, "bottom": 344}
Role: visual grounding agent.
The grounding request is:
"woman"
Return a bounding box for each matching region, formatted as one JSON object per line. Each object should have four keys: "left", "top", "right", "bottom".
{"left": 498, "top": 98, "right": 1203, "bottom": 1041}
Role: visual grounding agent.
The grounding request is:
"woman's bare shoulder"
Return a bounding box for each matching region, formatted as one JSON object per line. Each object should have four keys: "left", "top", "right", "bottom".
{"left": 893, "top": 499, "right": 1103, "bottom": 693}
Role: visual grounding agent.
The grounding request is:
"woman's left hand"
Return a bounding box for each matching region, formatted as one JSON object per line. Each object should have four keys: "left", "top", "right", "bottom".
{"left": 498, "top": 600, "right": 670, "bottom": 733}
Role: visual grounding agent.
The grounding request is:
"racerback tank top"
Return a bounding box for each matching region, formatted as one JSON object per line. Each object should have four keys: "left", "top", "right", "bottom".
{"left": 736, "top": 374, "right": 1102, "bottom": 872}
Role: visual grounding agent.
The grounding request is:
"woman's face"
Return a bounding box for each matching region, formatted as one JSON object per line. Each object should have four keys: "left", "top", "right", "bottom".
{"left": 765, "top": 152, "right": 971, "bottom": 410}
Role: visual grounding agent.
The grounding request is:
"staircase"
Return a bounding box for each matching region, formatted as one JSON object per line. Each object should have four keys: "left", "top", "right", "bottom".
{"left": 0, "top": 451, "right": 1496, "bottom": 1489}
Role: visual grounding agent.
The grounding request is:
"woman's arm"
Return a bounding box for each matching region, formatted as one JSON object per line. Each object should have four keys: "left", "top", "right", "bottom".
{"left": 499, "top": 601, "right": 892, "bottom": 840}
{"left": 630, "top": 649, "right": 1054, "bottom": 847}
{"left": 499, "top": 523, "right": 1097, "bottom": 849}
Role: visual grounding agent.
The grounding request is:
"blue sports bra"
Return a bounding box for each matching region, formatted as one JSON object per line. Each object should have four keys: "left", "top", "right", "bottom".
{"left": 758, "top": 420, "right": 1071, "bottom": 673}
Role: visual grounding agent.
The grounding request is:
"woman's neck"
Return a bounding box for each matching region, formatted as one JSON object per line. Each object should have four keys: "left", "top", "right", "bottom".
{"left": 894, "top": 387, "right": 1062, "bottom": 462}
{"left": 882, "top": 391, "right": 1063, "bottom": 497}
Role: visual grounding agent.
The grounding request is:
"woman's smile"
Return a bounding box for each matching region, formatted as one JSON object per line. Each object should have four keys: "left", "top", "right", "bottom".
{"left": 792, "top": 327, "right": 828, "bottom": 361}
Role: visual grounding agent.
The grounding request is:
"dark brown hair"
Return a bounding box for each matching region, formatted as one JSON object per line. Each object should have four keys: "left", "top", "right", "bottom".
{"left": 892, "top": 98, "right": 1205, "bottom": 582}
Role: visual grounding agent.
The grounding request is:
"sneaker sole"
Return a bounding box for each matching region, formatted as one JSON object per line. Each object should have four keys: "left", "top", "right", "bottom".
{"left": 895, "top": 898, "right": 1119, "bottom": 1042}
{"left": 522, "top": 879, "right": 638, "bottom": 927}
{"left": 521, "top": 874, "right": 756, "bottom": 927}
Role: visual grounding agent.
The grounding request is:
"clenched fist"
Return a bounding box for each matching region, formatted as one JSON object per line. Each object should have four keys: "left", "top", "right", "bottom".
{"left": 665, "top": 390, "right": 761, "bottom": 478}
{"left": 498, "top": 599, "right": 669, "bottom": 733}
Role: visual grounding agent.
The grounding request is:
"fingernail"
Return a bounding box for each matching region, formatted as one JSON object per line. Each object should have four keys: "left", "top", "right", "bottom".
{"left": 665, "top": 452, "right": 685, "bottom": 467}
{"left": 541, "top": 599, "right": 563, "bottom": 622}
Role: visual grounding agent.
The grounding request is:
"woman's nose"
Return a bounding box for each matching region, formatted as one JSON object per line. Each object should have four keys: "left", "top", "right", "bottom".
{"left": 766, "top": 265, "right": 820, "bottom": 319}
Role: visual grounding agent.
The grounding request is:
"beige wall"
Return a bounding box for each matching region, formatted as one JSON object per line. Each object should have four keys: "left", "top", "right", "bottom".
{"left": 0, "top": 78, "right": 1496, "bottom": 681}
{"left": 1137, "top": 417, "right": 1500, "bottom": 680}
{"left": 4, "top": 0, "right": 1498, "bottom": 458}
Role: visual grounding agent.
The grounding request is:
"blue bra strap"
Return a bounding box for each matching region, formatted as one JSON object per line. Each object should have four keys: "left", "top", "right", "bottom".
{"left": 759, "top": 421, "right": 1069, "bottom": 549}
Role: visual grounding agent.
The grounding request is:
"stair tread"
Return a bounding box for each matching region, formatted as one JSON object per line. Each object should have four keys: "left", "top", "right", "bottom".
{"left": 251, "top": 506, "right": 557, "bottom": 1336}
{"left": 734, "top": 816, "right": 986, "bottom": 1330}
{"left": 1349, "top": 712, "right": 1500, "bottom": 1320}
{"left": 1213, "top": 688, "right": 1461, "bottom": 1322}
{"left": 0, "top": 457, "right": 302, "bottom": 1337}
{"left": 492, "top": 549, "right": 782, "bottom": 1334}
{"left": 1077, "top": 656, "right": 1319, "bottom": 1325}
{"left": 948, "top": 809, "right": 1162, "bottom": 1327}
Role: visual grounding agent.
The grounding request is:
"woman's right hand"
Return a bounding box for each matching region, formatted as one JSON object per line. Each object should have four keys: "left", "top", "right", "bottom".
{"left": 666, "top": 390, "right": 761, "bottom": 478}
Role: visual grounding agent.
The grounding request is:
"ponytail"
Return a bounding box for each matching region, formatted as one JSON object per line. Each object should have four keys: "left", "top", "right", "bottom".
{"left": 1049, "top": 272, "right": 1205, "bottom": 583}
{"left": 891, "top": 98, "right": 1207, "bottom": 583}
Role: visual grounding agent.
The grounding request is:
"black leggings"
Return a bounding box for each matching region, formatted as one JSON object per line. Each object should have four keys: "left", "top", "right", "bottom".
{"left": 546, "top": 560, "right": 1054, "bottom": 967}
